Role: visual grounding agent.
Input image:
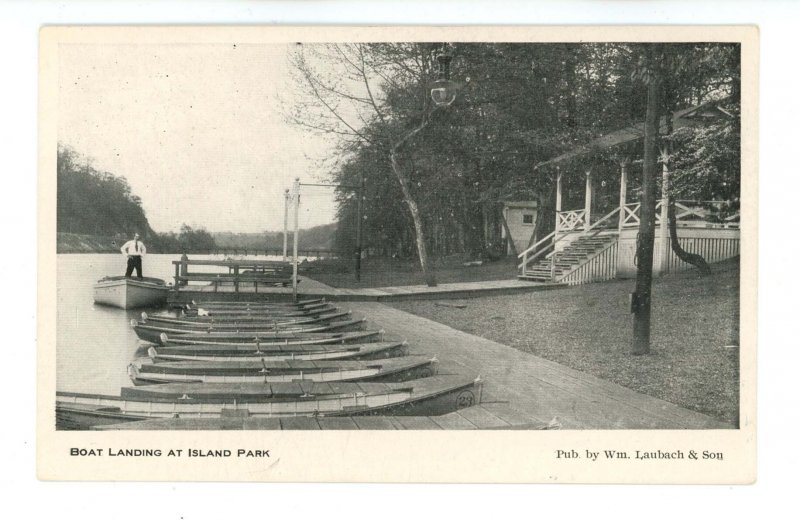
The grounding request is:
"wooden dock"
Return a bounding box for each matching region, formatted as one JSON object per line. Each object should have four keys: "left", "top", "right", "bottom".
{"left": 92, "top": 403, "right": 551, "bottom": 430}
{"left": 164, "top": 274, "right": 732, "bottom": 429}
{"left": 169, "top": 276, "right": 564, "bottom": 304}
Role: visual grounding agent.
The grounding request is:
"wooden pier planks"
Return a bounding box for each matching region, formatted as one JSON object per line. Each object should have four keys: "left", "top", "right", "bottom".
{"left": 90, "top": 405, "right": 547, "bottom": 430}
{"left": 170, "top": 276, "right": 562, "bottom": 304}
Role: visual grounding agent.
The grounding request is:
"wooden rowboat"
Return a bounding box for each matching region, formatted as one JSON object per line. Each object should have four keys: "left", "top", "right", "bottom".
{"left": 139, "top": 310, "right": 351, "bottom": 329}
{"left": 152, "top": 304, "right": 340, "bottom": 321}
{"left": 187, "top": 298, "right": 325, "bottom": 309}
{"left": 128, "top": 355, "right": 438, "bottom": 385}
{"left": 147, "top": 341, "right": 407, "bottom": 362}
{"left": 56, "top": 375, "right": 484, "bottom": 430}
{"left": 181, "top": 306, "right": 336, "bottom": 319}
{"left": 154, "top": 329, "right": 383, "bottom": 347}
{"left": 132, "top": 318, "right": 366, "bottom": 343}
{"left": 93, "top": 276, "right": 169, "bottom": 310}
{"left": 169, "top": 297, "right": 324, "bottom": 309}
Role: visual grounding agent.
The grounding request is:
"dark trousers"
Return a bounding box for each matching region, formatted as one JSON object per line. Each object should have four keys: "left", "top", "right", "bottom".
{"left": 125, "top": 256, "right": 143, "bottom": 278}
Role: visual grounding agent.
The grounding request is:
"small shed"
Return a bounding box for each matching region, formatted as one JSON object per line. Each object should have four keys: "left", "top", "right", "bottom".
{"left": 502, "top": 200, "right": 538, "bottom": 255}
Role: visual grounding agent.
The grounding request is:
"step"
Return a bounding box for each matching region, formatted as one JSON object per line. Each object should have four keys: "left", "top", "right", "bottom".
{"left": 518, "top": 274, "right": 551, "bottom": 281}
{"left": 526, "top": 270, "right": 564, "bottom": 277}
{"left": 573, "top": 240, "right": 614, "bottom": 247}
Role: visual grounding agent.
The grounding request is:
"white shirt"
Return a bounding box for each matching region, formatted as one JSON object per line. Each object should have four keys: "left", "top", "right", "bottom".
{"left": 121, "top": 239, "right": 146, "bottom": 256}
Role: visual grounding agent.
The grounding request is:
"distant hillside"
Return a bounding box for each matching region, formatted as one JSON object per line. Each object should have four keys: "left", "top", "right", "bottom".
{"left": 213, "top": 223, "right": 337, "bottom": 251}
{"left": 57, "top": 145, "right": 153, "bottom": 237}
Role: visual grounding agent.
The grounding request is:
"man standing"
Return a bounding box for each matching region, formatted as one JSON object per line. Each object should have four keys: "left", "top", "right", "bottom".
{"left": 121, "top": 232, "right": 146, "bottom": 278}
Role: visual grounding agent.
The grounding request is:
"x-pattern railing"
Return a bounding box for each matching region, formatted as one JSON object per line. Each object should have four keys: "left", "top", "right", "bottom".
{"left": 556, "top": 209, "right": 587, "bottom": 232}
{"left": 621, "top": 203, "right": 641, "bottom": 228}
{"left": 629, "top": 200, "right": 739, "bottom": 227}
{"left": 518, "top": 199, "right": 739, "bottom": 278}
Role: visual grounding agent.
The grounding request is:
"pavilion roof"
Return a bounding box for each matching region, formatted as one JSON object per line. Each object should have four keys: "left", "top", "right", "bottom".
{"left": 534, "top": 98, "right": 733, "bottom": 170}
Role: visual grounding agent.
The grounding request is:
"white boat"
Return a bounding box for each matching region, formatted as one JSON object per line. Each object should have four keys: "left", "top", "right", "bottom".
{"left": 93, "top": 276, "right": 169, "bottom": 309}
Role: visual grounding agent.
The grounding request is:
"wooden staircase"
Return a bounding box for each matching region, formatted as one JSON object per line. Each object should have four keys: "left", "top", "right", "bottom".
{"left": 518, "top": 234, "right": 618, "bottom": 282}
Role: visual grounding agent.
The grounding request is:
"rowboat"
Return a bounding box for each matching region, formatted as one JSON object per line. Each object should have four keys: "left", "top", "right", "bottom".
{"left": 56, "top": 375, "right": 483, "bottom": 430}
{"left": 181, "top": 306, "right": 336, "bottom": 319}
{"left": 139, "top": 310, "right": 352, "bottom": 329}
{"left": 187, "top": 298, "right": 324, "bottom": 309}
{"left": 154, "top": 329, "right": 383, "bottom": 347}
{"left": 132, "top": 318, "right": 367, "bottom": 343}
{"left": 128, "top": 355, "right": 438, "bottom": 385}
{"left": 172, "top": 304, "right": 338, "bottom": 319}
{"left": 93, "top": 276, "right": 169, "bottom": 310}
{"left": 169, "top": 297, "right": 324, "bottom": 309}
{"left": 147, "top": 341, "right": 407, "bottom": 362}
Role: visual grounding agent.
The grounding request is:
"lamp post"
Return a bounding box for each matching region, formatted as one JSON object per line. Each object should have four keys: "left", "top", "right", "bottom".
{"left": 430, "top": 49, "right": 458, "bottom": 107}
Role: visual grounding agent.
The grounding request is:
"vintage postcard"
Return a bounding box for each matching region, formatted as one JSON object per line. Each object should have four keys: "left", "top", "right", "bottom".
{"left": 38, "top": 25, "right": 757, "bottom": 483}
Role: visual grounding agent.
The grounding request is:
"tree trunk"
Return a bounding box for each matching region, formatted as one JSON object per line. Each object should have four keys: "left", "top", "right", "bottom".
{"left": 390, "top": 150, "right": 437, "bottom": 286}
{"left": 527, "top": 187, "right": 555, "bottom": 252}
{"left": 668, "top": 196, "right": 712, "bottom": 275}
{"left": 632, "top": 47, "right": 662, "bottom": 356}
{"left": 500, "top": 208, "right": 518, "bottom": 257}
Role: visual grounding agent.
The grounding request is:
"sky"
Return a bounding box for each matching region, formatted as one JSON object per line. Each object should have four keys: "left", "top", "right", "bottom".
{"left": 58, "top": 42, "right": 338, "bottom": 233}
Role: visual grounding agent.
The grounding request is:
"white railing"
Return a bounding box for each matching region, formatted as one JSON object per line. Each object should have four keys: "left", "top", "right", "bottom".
{"left": 621, "top": 203, "right": 641, "bottom": 228}
{"left": 517, "top": 230, "right": 556, "bottom": 273}
{"left": 556, "top": 209, "right": 587, "bottom": 232}
{"left": 518, "top": 205, "right": 621, "bottom": 277}
{"left": 518, "top": 199, "right": 739, "bottom": 279}
{"left": 624, "top": 200, "right": 740, "bottom": 229}
{"left": 584, "top": 206, "right": 621, "bottom": 234}
{"left": 560, "top": 240, "right": 619, "bottom": 285}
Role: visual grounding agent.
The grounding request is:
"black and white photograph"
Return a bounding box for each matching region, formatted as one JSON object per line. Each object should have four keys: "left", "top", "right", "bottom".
{"left": 37, "top": 25, "right": 757, "bottom": 483}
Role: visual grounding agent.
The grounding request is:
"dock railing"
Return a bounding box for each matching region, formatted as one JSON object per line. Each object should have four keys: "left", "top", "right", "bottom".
{"left": 172, "top": 258, "right": 296, "bottom": 293}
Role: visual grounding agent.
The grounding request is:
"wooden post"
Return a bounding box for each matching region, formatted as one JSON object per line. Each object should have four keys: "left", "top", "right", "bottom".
{"left": 659, "top": 151, "right": 670, "bottom": 274}
{"left": 292, "top": 178, "right": 300, "bottom": 303}
{"left": 618, "top": 160, "right": 628, "bottom": 231}
{"left": 179, "top": 253, "right": 188, "bottom": 286}
{"left": 584, "top": 168, "right": 593, "bottom": 231}
{"left": 283, "top": 188, "right": 290, "bottom": 262}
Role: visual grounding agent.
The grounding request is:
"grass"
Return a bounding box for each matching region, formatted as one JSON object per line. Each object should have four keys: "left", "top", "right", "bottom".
{"left": 304, "top": 255, "right": 519, "bottom": 288}
{"left": 388, "top": 258, "right": 740, "bottom": 425}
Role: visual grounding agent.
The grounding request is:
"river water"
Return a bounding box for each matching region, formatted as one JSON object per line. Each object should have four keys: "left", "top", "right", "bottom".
{"left": 56, "top": 253, "right": 287, "bottom": 395}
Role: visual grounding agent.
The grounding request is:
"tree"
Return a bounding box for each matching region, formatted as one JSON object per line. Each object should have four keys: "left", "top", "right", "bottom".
{"left": 291, "top": 43, "right": 610, "bottom": 271}
{"left": 57, "top": 144, "right": 153, "bottom": 237}
{"left": 660, "top": 43, "right": 740, "bottom": 274}
{"left": 289, "top": 43, "right": 445, "bottom": 285}
{"left": 630, "top": 44, "right": 664, "bottom": 356}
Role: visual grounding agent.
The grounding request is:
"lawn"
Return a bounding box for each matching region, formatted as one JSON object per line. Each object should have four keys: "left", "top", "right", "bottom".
{"left": 304, "top": 255, "right": 520, "bottom": 288}
{"left": 388, "top": 258, "right": 740, "bottom": 425}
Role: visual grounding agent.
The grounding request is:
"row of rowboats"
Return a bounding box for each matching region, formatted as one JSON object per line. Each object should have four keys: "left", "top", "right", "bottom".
{"left": 57, "top": 296, "right": 483, "bottom": 429}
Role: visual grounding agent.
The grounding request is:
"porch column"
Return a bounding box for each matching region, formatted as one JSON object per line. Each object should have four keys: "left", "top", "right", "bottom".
{"left": 584, "top": 168, "right": 593, "bottom": 231}
{"left": 555, "top": 168, "right": 562, "bottom": 212}
{"left": 618, "top": 160, "right": 628, "bottom": 231}
{"left": 659, "top": 152, "right": 670, "bottom": 274}
{"left": 553, "top": 169, "right": 563, "bottom": 241}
